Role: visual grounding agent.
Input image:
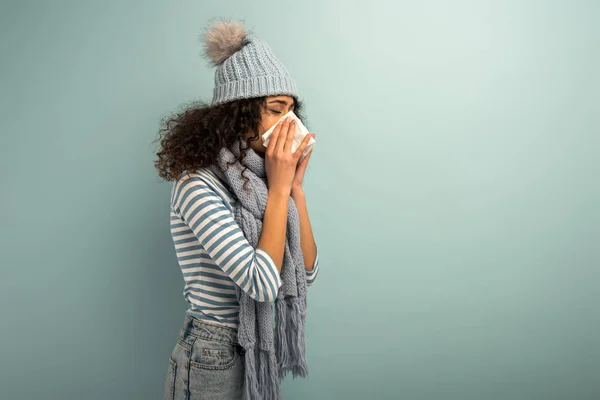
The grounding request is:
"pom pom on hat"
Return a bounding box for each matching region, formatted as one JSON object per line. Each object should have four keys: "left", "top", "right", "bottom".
{"left": 202, "top": 20, "right": 249, "bottom": 66}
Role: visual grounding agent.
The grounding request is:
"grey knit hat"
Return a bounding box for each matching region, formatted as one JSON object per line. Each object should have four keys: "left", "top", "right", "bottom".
{"left": 202, "top": 20, "right": 298, "bottom": 105}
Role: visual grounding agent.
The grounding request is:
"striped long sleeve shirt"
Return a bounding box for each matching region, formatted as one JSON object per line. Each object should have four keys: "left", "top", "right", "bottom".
{"left": 170, "top": 168, "right": 320, "bottom": 328}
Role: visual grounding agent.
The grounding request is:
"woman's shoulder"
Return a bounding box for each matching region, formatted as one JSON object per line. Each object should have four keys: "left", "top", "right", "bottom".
{"left": 173, "top": 167, "right": 236, "bottom": 207}
{"left": 177, "top": 168, "right": 212, "bottom": 183}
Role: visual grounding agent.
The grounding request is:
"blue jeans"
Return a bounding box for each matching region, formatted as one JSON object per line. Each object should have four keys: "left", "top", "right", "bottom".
{"left": 164, "top": 315, "right": 245, "bottom": 400}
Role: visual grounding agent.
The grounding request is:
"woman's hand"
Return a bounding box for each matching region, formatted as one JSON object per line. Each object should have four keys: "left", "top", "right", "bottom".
{"left": 291, "top": 134, "right": 315, "bottom": 196}
{"left": 265, "top": 119, "right": 311, "bottom": 197}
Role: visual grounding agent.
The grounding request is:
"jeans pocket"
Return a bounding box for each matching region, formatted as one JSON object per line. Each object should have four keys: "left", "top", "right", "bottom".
{"left": 190, "top": 338, "right": 238, "bottom": 370}
{"left": 163, "top": 358, "right": 176, "bottom": 400}
{"left": 189, "top": 338, "right": 244, "bottom": 399}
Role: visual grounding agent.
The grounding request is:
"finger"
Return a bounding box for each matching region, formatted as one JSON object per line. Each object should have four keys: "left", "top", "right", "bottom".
{"left": 283, "top": 119, "right": 296, "bottom": 153}
{"left": 274, "top": 118, "right": 292, "bottom": 153}
{"left": 294, "top": 132, "right": 314, "bottom": 158}
{"left": 266, "top": 120, "right": 282, "bottom": 154}
{"left": 268, "top": 117, "right": 286, "bottom": 151}
{"left": 298, "top": 147, "right": 313, "bottom": 168}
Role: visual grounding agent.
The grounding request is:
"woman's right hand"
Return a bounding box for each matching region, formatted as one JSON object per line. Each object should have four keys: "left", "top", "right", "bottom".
{"left": 265, "top": 117, "right": 312, "bottom": 196}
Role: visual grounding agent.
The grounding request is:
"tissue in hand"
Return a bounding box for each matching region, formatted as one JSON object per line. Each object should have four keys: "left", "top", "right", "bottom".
{"left": 261, "top": 111, "right": 315, "bottom": 158}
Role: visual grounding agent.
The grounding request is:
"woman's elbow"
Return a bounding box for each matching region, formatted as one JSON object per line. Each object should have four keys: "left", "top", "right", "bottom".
{"left": 247, "top": 282, "right": 279, "bottom": 302}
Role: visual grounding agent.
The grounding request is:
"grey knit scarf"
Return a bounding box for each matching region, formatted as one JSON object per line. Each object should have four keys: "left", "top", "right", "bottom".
{"left": 208, "top": 139, "right": 308, "bottom": 400}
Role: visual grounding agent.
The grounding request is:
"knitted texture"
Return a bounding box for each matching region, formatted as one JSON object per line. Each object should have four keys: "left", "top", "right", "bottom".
{"left": 208, "top": 139, "right": 308, "bottom": 400}
{"left": 211, "top": 35, "right": 298, "bottom": 105}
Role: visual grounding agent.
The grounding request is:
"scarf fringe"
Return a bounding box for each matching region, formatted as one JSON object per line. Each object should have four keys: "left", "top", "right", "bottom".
{"left": 269, "top": 350, "right": 282, "bottom": 398}
{"left": 242, "top": 346, "right": 260, "bottom": 400}
{"left": 288, "top": 299, "right": 308, "bottom": 378}
{"left": 276, "top": 298, "right": 309, "bottom": 380}
{"left": 257, "top": 348, "right": 281, "bottom": 400}
{"left": 275, "top": 299, "right": 289, "bottom": 377}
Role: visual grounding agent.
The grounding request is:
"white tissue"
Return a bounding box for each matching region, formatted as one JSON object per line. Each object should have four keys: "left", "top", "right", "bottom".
{"left": 261, "top": 111, "right": 315, "bottom": 158}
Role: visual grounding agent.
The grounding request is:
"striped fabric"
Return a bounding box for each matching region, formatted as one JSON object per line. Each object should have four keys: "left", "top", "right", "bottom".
{"left": 170, "top": 168, "right": 319, "bottom": 328}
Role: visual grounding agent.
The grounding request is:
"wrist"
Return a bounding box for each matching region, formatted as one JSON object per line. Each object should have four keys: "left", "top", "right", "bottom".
{"left": 269, "top": 186, "right": 291, "bottom": 199}
{"left": 291, "top": 187, "right": 305, "bottom": 197}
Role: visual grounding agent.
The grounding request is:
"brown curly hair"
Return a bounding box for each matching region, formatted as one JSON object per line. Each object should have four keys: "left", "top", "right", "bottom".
{"left": 154, "top": 96, "right": 304, "bottom": 189}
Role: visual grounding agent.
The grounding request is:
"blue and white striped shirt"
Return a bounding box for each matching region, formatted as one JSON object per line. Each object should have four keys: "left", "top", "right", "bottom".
{"left": 170, "top": 168, "right": 319, "bottom": 328}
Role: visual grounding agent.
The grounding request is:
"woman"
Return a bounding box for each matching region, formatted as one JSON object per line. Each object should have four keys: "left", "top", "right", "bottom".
{"left": 155, "top": 20, "right": 320, "bottom": 400}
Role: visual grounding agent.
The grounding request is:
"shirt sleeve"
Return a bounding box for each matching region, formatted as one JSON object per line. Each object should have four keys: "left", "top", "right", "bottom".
{"left": 305, "top": 248, "right": 320, "bottom": 286}
{"left": 171, "top": 175, "right": 282, "bottom": 302}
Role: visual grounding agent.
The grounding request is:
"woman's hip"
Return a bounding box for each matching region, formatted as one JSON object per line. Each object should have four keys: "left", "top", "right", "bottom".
{"left": 164, "top": 315, "right": 245, "bottom": 400}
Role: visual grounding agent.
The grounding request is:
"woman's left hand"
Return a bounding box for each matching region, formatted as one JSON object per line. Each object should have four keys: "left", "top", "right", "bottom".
{"left": 291, "top": 143, "right": 314, "bottom": 195}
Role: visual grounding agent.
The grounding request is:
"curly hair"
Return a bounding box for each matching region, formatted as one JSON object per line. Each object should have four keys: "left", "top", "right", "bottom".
{"left": 154, "top": 96, "right": 304, "bottom": 190}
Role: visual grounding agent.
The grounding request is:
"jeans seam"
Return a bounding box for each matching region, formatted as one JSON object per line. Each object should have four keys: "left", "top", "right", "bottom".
{"left": 186, "top": 331, "right": 238, "bottom": 346}
{"left": 189, "top": 349, "right": 240, "bottom": 371}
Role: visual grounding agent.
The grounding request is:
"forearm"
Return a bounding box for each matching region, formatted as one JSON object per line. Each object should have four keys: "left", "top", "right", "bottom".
{"left": 258, "top": 190, "right": 290, "bottom": 272}
{"left": 291, "top": 189, "right": 317, "bottom": 270}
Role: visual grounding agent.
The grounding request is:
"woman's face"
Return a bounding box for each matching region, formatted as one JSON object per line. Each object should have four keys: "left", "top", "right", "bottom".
{"left": 246, "top": 95, "right": 296, "bottom": 156}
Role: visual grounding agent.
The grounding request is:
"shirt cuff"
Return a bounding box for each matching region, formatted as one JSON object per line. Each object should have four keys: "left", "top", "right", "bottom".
{"left": 305, "top": 250, "right": 319, "bottom": 285}
{"left": 256, "top": 248, "right": 283, "bottom": 290}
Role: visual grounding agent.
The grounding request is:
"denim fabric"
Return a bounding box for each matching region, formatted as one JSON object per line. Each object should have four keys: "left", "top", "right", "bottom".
{"left": 164, "top": 315, "right": 245, "bottom": 400}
